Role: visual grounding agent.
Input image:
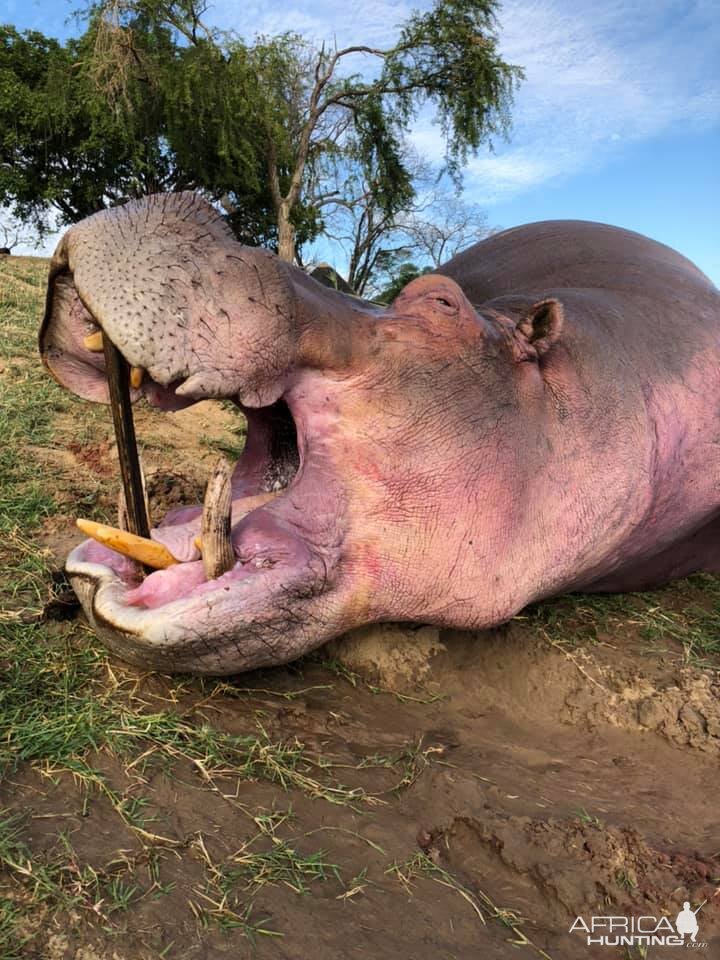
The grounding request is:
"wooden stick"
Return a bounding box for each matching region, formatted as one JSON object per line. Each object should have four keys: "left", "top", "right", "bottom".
{"left": 103, "top": 337, "right": 151, "bottom": 541}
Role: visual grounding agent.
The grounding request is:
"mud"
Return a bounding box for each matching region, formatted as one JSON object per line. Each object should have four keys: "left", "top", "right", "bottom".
{"left": 4, "top": 612, "right": 717, "bottom": 960}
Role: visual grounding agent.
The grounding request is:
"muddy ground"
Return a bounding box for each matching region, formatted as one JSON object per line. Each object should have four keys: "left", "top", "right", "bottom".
{"left": 1, "top": 256, "right": 719, "bottom": 960}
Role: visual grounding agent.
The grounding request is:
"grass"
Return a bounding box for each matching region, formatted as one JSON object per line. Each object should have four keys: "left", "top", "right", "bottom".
{"left": 0, "top": 808, "right": 152, "bottom": 933}
{"left": 200, "top": 401, "right": 248, "bottom": 460}
{"left": 387, "top": 851, "right": 553, "bottom": 960}
{"left": 518, "top": 575, "right": 720, "bottom": 665}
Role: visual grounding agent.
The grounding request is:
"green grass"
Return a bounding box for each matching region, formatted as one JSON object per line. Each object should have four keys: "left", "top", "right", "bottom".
{"left": 201, "top": 400, "right": 248, "bottom": 459}
{"left": 519, "top": 575, "right": 720, "bottom": 665}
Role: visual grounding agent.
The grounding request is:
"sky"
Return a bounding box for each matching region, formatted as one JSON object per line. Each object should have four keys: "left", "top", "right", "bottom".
{"left": 3, "top": 0, "right": 719, "bottom": 284}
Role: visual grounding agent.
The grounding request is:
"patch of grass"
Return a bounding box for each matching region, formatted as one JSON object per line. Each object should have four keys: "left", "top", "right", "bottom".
{"left": 520, "top": 575, "right": 720, "bottom": 665}
{"left": 357, "top": 739, "right": 449, "bottom": 794}
{"left": 0, "top": 894, "right": 30, "bottom": 960}
{"left": 575, "top": 808, "right": 602, "bottom": 828}
{"left": 189, "top": 812, "right": 340, "bottom": 939}
{"left": 201, "top": 400, "right": 247, "bottom": 459}
{"left": 0, "top": 623, "right": 373, "bottom": 810}
{"left": 615, "top": 869, "right": 637, "bottom": 891}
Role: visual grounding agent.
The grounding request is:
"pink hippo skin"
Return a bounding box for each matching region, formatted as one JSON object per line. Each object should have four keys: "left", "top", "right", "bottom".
{"left": 40, "top": 193, "right": 720, "bottom": 674}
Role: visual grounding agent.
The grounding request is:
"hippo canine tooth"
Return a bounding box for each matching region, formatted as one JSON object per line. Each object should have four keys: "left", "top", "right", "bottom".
{"left": 130, "top": 366, "right": 145, "bottom": 389}
{"left": 76, "top": 519, "right": 178, "bottom": 569}
{"left": 83, "top": 330, "right": 104, "bottom": 352}
{"left": 201, "top": 457, "right": 235, "bottom": 580}
{"left": 194, "top": 491, "right": 283, "bottom": 557}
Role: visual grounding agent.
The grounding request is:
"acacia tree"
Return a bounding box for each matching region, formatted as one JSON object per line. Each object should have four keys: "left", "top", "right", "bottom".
{"left": 86, "top": 0, "right": 523, "bottom": 262}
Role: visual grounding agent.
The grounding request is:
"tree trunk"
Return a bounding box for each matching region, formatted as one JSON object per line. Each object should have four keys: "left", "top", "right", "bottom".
{"left": 277, "top": 202, "right": 296, "bottom": 263}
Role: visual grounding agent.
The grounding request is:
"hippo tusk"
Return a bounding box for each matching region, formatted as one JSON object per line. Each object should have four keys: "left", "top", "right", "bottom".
{"left": 130, "top": 366, "right": 145, "bottom": 389}
{"left": 83, "top": 331, "right": 144, "bottom": 388}
{"left": 76, "top": 519, "right": 178, "bottom": 569}
{"left": 195, "top": 490, "right": 283, "bottom": 559}
{"left": 83, "top": 330, "right": 104, "bottom": 352}
{"left": 200, "top": 457, "right": 235, "bottom": 579}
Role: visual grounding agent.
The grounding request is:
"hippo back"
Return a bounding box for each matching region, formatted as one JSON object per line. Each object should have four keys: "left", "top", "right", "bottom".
{"left": 437, "top": 220, "right": 717, "bottom": 304}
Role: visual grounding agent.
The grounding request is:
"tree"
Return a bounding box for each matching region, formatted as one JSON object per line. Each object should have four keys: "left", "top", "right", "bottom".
{"left": 317, "top": 145, "right": 490, "bottom": 296}
{"left": 398, "top": 195, "right": 489, "bottom": 268}
{"left": 313, "top": 141, "right": 419, "bottom": 295}
{"left": 0, "top": 24, "right": 183, "bottom": 234}
{"left": 86, "top": 0, "right": 523, "bottom": 262}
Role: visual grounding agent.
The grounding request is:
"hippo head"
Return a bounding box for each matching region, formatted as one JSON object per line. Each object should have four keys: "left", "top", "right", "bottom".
{"left": 41, "top": 192, "right": 563, "bottom": 674}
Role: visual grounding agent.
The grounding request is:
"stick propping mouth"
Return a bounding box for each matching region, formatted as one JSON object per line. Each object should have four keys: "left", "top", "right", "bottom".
{"left": 101, "top": 334, "right": 152, "bottom": 545}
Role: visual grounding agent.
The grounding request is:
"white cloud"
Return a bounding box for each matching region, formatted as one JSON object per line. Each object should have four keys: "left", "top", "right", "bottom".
{"left": 212, "top": 0, "right": 412, "bottom": 47}
{"left": 464, "top": 0, "right": 720, "bottom": 201}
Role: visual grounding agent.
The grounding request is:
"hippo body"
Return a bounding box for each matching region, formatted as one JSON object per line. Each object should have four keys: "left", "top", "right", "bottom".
{"left": 40, "top": 196, "right": 720, "bottom": 674}
{"left": 439, "top": 220, "right": 720, "bottom": 595}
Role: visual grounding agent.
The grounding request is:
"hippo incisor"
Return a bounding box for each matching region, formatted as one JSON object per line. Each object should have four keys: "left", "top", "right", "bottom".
{"left": 40, "top": 193, "right": 720, "bottom": 674}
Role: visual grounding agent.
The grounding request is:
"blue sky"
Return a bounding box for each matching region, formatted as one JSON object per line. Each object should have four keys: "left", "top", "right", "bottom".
{"left": 4, "top": 0, "right": 719, "bottom": 283}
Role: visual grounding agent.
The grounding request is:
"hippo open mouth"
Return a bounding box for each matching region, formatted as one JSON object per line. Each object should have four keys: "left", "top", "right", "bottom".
{"left": 70, "top": 392, "right": 306, "bottom": 610}
{"left": 41, "top": 193, "right": 720, "bottom": 675}
{"left": 40, "top": 193, "right": 375, "bottom": 673}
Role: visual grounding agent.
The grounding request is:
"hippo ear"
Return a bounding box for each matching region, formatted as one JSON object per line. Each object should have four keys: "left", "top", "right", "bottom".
{"left": 516, "top": 299, "right": 564, "bottom": 358}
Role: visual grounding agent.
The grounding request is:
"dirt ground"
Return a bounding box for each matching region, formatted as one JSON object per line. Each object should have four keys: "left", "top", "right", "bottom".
{"left": 1, "top": 256, "right": 719, "bottom": 960}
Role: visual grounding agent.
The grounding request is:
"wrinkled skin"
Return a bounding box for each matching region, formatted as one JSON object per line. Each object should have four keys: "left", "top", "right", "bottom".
{"left": 40, "top": 193, "right": 720, "bottom": 674}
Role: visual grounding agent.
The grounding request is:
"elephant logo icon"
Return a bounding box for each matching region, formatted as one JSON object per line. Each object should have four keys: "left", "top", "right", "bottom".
{"left": 675, "top": 901, "right": 701, "bottom": 942}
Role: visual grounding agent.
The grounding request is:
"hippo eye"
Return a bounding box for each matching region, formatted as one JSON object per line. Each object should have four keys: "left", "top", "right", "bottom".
{"left": 428, "top": 293, "right": 458, "bottom": 313}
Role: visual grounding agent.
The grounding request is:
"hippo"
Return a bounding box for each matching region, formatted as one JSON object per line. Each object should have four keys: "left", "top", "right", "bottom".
{"left": 40, "top": 192, "right": 720, "bottom": 675}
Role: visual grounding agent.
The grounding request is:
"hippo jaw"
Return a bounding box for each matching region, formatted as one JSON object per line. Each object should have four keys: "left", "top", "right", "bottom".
{"left": 40, "top": 193, "right": 375, "bottom": 675}
{"left": 63, "top": 391, "right": 347, "bottom": 676}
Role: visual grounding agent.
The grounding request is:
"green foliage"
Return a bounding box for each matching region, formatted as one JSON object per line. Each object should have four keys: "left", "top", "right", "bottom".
{"left": 0, "top": 24, "right": 176, "bottom": 232}
{"left": 386, "top": 0, "right": 522, "bottom": 178}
